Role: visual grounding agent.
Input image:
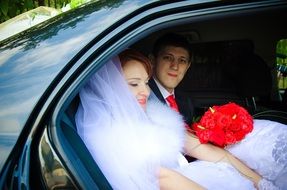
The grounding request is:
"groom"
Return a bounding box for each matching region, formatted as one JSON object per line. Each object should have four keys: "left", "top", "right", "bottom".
{"left": 149, "top": 33, "right": 194, "bottom": 126}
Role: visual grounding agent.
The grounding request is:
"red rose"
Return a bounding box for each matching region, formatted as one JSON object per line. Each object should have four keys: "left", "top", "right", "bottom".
{"left": 229, "top": 122, "right": 241, "bottom": 131}
{"left": 200, "top": 112, "right": 216, "bottom": 129}
{"left": 225, "top": 131, "right": 237, "bottom": 145}
{"left": 241, "top": 122, "right": 253, "bottom": 133}
{"left": 197, "top": 130, "right": 211, "bottom": 144}
{"left": 234, "top": 130, "right": 248, "bottom": 141}
{"left": 209, "top": 128, "right": 226, "bottom": 147}
{"left": 216, "top": 114, "right": 232, "bottom": 129}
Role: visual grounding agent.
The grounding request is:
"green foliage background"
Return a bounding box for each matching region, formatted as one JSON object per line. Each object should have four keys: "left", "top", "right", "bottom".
{"left": 0, "top": 0, "right": 75, "bottom": 23}
{"left": 277, "top": 39, "right": 287, "bottom": 89}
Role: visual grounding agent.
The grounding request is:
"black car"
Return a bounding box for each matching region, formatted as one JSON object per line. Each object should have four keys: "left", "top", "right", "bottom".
{"left": 0, "top": 0, "right": 287, "bottom": 189}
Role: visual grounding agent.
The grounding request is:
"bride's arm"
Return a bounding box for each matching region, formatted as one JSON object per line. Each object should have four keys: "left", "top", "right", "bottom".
{"left": 159, "top": 167, "right": 205, "bottom": 190}
{"left": 184, "top": 132, "right": 262, "bottom": 188}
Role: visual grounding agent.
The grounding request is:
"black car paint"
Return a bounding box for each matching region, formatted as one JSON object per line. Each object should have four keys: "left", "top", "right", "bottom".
{"left": 0, "top": 0, "right": 155, "bottom": 170}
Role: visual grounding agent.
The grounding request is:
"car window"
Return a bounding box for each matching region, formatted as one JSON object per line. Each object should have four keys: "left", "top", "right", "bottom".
{"left": 276, "top": 39, "right": 287, "bottom": 99}
{"left": 50, "top": 1, "right": 287, "bottom": 189}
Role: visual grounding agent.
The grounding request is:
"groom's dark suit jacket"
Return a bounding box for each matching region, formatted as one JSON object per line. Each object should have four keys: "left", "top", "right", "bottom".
{"left": 149, "top": 78, "right": 196, "bottom": 162}
{"left": 149, "top": 78, "right": 194, "bottom": 125}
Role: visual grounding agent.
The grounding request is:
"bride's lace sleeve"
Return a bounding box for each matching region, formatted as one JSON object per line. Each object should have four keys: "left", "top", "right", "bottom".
{"left": 258, "top": 178, "right": 279, "bottom": 190}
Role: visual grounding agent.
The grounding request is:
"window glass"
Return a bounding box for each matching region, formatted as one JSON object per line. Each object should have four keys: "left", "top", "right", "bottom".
{"left": 276, "top": 39, "right": 287, "bottom": 96}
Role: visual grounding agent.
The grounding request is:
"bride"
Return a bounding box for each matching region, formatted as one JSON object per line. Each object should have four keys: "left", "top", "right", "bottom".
{"left": 75, "top": 49, "right": 284, "bottom": 189}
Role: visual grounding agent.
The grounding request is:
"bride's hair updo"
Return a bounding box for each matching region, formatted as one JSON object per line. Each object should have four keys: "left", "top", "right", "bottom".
{"left": 119, "top": 49, "right": 152, "bottom": 78}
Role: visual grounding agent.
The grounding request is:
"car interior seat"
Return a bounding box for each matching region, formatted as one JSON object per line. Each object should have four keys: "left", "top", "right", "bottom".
{"left": 223, "top": 46, "right": 272, "bottom": 114}
{"left": 177, "top": 39, "right": 274, "bottom": 117}
{"left": 253, "top": 110, "right": 287, "bottom": 124}
{"left": 58, "top": 95, "right": 112, "bottom": 189}
{"left": 177, "top": 40, "right": 252, "bottom": 117}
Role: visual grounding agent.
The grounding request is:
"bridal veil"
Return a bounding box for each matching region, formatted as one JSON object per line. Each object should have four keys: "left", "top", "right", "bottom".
{"left": 75, "top": 56, "right": 185, "bottom": 189}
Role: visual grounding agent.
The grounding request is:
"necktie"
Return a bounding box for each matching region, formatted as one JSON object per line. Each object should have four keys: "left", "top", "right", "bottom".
{"left": 166, "top": 95, "right": 179, "bottom": 112}
{"left": 166, "top": 95, "right": 193, "bottom": 133}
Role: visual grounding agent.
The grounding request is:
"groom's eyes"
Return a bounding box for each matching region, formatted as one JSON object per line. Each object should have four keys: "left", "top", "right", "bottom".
{"left": 161, "top": 54, "right": 189, "bottom": 65}
{"left": 162, "top": 55, "right": 173, "bottom": 61}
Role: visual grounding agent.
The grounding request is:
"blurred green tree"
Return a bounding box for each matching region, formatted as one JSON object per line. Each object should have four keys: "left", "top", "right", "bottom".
{"left": 277, "top": 39, "right": 287, "bottom": 90}
{"left": 0, "top": 0, "right": 71, "bottom": 23}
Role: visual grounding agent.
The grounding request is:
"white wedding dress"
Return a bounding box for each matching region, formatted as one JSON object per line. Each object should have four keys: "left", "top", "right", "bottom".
{"left": 227, "top": 119, "right": 287, "bottom": 190}
{"left": 176, "top": 119, "right": 287, "bottom": 190}
{"left": 78, "top": 99, "right": 286, "bottom": 189}
{"left": 75, "top": 58, "right": 286, "bottom": 190}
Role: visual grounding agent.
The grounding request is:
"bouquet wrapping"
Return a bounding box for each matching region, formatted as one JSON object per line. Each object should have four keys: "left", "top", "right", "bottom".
{"left": 192, "top": 102, "right": 253, "bottom": 147}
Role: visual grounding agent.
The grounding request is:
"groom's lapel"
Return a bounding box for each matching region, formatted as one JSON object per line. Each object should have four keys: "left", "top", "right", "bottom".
{"left": 149, "top": 78, "right": 166, "bottom": 104}
{"left": 175, "top": 91, "right": 194, "bottom": 125}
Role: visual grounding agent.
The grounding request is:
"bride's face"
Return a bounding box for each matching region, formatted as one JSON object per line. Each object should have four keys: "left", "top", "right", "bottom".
{"left": 122, "top": 60, "right": 150, "bottom": 110}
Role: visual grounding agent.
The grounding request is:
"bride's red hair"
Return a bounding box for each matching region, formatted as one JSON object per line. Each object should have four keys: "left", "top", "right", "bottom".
{"left": 119, "top": 49, "right": 152, "bottom": 78}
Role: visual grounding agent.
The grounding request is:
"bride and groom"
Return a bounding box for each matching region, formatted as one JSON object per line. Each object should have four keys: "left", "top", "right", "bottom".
{"left": 75, "top": 33, "right": 287, "bottom": 189}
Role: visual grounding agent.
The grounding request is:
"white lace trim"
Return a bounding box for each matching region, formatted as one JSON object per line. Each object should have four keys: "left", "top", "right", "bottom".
{"left": 258, "top": 178, "right": 279, "bottom": 190}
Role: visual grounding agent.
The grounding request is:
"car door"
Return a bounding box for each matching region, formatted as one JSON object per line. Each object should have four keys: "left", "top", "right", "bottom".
{"left": 23, "top": 0, "right": 287, "bottom": 189}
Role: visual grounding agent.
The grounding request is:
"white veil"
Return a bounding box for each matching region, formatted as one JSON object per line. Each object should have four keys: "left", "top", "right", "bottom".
{"left": 75, "top": 56, "right": 185, "bottom": 189}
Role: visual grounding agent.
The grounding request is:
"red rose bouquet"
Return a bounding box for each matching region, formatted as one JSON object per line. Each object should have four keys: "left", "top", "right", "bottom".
{"left": 192, "top": 102, "right": 253, "bottom": 148}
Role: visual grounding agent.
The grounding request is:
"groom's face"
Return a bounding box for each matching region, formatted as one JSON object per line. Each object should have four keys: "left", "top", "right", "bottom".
{"left": 153, "top": 46, "right": 190, "bottom": 93}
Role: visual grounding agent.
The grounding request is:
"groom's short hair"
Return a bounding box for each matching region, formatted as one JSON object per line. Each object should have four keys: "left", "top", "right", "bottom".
{"left": 152, "top": 33, "right": 192, "bottom": 60}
